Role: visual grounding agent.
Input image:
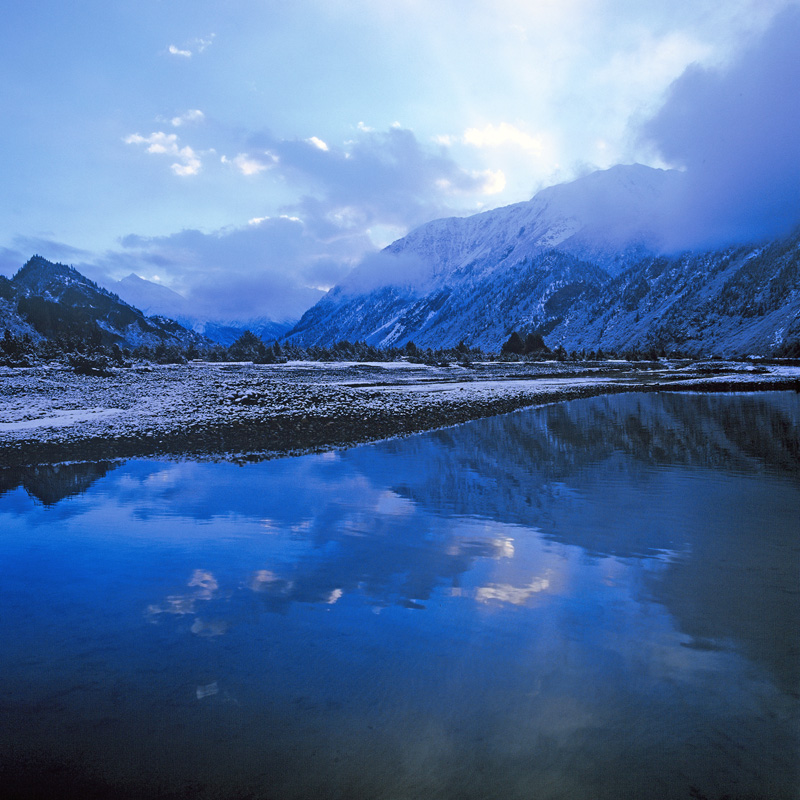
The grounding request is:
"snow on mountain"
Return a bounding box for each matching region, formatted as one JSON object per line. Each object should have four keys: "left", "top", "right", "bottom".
{"left": 288, "top": 164, "right": 800, "bottom": 355}
{"left": 6, "top": 256, "right": 209, "bottom": 350}
{"left": 113, "top": 273, "right": 193, "bottom": 319}
{"left": 111, "top": 274, "right": 294, "bottom": 344}
{"left": 338, "top": 163, "right": 681, "bottom": 297}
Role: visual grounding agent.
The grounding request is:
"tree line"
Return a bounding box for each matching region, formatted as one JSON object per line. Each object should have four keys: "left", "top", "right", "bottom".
{"left": 2, "top": 326, "right": 794, "bottom": 373}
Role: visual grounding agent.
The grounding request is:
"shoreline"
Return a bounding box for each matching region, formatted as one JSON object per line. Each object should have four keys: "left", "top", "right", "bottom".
{"left": 1, "top": 360, "right": 798, "bottom": 468}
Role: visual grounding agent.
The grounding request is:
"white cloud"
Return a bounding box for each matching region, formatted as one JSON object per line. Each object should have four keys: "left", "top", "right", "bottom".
{"left": 124, "top": 132, "right": 202, "bottom": 176}
{"left": 167, "top": 34, "right": 215, "bottom": 58}
{"left": 168, "top": 44, "right": 192, "bottom": 58}
{"left": 463, "top": 122, "right": 547, "bottom": 154}
{"left": 195, "top": 35, "right": 216, "bottom": 53}
{"left": 307, "top": 136, "right": 329, "bottom": 151}
{"left": 170, "top": 109, "right": 205, "bottom": 127}
{"left": 221, "top": 152, "right": 277, "bottom": 176}
{"left": 477, "top": 168, "right": 506, "bottom": 195}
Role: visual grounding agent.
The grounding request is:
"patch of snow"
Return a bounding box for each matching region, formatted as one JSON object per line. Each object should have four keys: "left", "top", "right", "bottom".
{"left": 0, "top": 407, "right": 123, "bottom": 431}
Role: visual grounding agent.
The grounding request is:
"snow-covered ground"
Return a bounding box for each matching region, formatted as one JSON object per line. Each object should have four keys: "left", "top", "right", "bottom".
{"left": 1, "top": 360, "right": 797, "bottom": 467}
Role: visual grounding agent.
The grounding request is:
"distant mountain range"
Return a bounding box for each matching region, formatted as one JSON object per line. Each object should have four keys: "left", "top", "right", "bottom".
{"left": 111, "top": 274, "right": 294, "bottom": 345}
{"left": 2, "top": 164, "right": 798, "bottom": 357}
{"left": 0, "top": 258, "right": 294, "bottom": 351}
{"left": 0, "top": 256, "right": 209, "bottom": 350}
{"left": 287, "top": 164, "right": 800, "bottom": 356}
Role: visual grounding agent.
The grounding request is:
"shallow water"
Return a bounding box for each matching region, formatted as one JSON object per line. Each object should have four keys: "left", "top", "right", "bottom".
{"left": 1, "top": 392, "right": 798, "bottom": 799}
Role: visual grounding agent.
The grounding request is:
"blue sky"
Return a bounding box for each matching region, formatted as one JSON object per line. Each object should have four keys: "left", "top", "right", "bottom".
{"left": 1, "top": 0, "right": 797, "bottom": 320}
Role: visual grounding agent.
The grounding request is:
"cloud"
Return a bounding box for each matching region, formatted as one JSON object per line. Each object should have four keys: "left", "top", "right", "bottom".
{"left": 170, "top": 109, "right": 205, "bottom": 127}
{"left": 87, "top": 214, "right": 371, "bottom": 322}
{"left": 167, "top": 34, "right": 215, "bottom": 58}
{"left": 0, "top": 236, "right": 92, "bottom": 276}
{"left": 474, "top": 169, "right": 506, "bottom": 195}
{"left": 66, "top": 124, "right": 510, "bottom": 323}
{"left": 338, "top": 250, "right": 434, "bottom": 296}
{"left": 232, "top": 125, "right": 498, "bottom": 241}
{"left": 640, "top": 5, "right": 800, "bottom": 250}
{"left": 105, "top": 124, "right": 515, "bottom": 320}
{"left": 221, "top": 152, "right": 276, "bottom": 176}
{"left": 463, "top": 122, "right": 547, "bottom": 154}
{"left": 307, "top": 136, "right": 329, "bottom": 152}
{"left": 124, "top": 131, "right": 202, "bottom": 176}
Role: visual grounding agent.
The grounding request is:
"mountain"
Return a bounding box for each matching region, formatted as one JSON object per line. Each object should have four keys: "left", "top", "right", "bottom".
{"left": 3, "top": 256, "right": 210, "bottom": 350}
{"left": 112, "top": 273, "right": 294, "bottom": 345}
{"left": 287, "top": 164, "right": 800, "bottom": 356}
{"left": 112, "top": 273, "right": 193, "bottom": 319}
{"left": 189, "top": 318, "right": 291, "bottom": 346}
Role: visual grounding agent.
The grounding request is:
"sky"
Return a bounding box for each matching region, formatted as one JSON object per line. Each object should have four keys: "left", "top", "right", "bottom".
{"left": 1, "top": 0, "right": 798, "bottom": 321}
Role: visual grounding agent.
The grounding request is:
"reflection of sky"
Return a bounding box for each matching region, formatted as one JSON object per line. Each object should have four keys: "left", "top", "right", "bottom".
{"left": 0, "top": 392, "right": 798, "bottom": 799}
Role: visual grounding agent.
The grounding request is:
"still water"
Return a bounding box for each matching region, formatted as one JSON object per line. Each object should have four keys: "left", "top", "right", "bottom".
{"left": 1, "top": 392, "right": 798, "bottom": 799}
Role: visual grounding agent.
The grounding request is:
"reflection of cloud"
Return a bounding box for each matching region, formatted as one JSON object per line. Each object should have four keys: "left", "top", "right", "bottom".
{"left": 447, "top": 535, "right": 515, "bottom": 560}
{"left": 146, "top": 569, "right": 219, "bottom": 624}
{"left": 188, "top": 569, "right": 218, "bottom": 598}
{"left": 326, "top": 588, "right": 343, "bottom": 604}
{"left": 249, "top": 569, "right": 294, "bottom": 595}
{"left": 196, "top": 681, "right": 218, "bottom": 699}
{"left": 476, "top": 573, "right": 551, "bottom": 605}
{"left": 191, "top": 618, "right": 229, "bottom": 637}
{"left": 146, "top": 595, "right": 196, "bottom": 617}
{"left": 374, "top": 491, "right": 414, "bottom": 516}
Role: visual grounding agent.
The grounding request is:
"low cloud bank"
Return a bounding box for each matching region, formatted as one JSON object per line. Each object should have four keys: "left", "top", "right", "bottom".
{"left": 642, "top": 5, "right": 800, "bottom": 251}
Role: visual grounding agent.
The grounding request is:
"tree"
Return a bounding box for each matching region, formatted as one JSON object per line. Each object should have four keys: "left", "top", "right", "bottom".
{"left": 523, "top": 332, "right": 549, "bottom": 355}
{"left": 501, "top": 331, "right": 525, "bottom": 355}
{"left": 229, "top": 330, "right": 269, "bottom": 363}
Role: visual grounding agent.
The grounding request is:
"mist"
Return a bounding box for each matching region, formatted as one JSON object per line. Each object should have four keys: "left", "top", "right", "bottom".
{"left": 642, "top": 5, "right": 800, "bottom": 251}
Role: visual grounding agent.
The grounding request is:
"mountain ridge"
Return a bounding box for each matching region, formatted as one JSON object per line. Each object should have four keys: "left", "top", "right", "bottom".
{"left": 2, "top": 255, "right": 211, "bottom": 351}
{"left": 287, "top": 164, "right": 800, "bottom": 356}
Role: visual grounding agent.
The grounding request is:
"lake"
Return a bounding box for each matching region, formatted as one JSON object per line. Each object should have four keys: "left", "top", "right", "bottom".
{"left": 1, "top": 391, "right": 798, "bottom": 800}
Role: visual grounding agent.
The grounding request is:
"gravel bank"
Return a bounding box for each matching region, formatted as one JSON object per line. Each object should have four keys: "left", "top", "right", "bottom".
{"left": 1, "top": 360, "right": 798, "bottom": 467}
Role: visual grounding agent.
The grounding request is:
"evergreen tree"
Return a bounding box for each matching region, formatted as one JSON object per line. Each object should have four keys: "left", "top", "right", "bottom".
{"left": 229, "top": 330, "right": 269, "bottom": 362}
{"left": 523, "top": 332, "right": 549, "bottom": 355}
{"left": 501, "top": 331, "right": 525, "bottom": 355}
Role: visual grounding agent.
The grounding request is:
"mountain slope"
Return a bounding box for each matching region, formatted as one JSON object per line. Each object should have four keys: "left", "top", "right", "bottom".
{"left": 549, "top": 232, "right": 800, "bottom": 354}
{"left": 6, "top": 256, "right": 209, "bottom": 349}
{"left": 287, "top": 165, "right": 800, "bottom": 355}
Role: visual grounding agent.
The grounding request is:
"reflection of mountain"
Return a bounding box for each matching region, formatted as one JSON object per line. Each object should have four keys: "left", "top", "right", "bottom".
{"left": 0, "top": 461, "right": 117, "bottom": 505}
{"left": 340, "top": 392, "right": 800, "bottom": 692}
{"left": 344, "top": 391, "right": 800, "bottom": 553}
{"left": 6, "top": 393, "right": 797, "bottom": 694}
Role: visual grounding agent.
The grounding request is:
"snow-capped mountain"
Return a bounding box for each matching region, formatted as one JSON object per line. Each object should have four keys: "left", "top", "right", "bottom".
{"left": 287, "top": 164, "right": 800, "bottom": 355}
{"left": 4, "top": 256, "right": 209, "bottom": 349}
{"left": 112, "top": 273, "right": 295, "bottom": 345}
{"left": 112, "top": 273, "right": 193, "bottom": 320}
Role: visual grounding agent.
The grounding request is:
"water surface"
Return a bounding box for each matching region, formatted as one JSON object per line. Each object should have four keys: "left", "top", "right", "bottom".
{"left": 1, "top": 392, "right": 798, "bottom": 799}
